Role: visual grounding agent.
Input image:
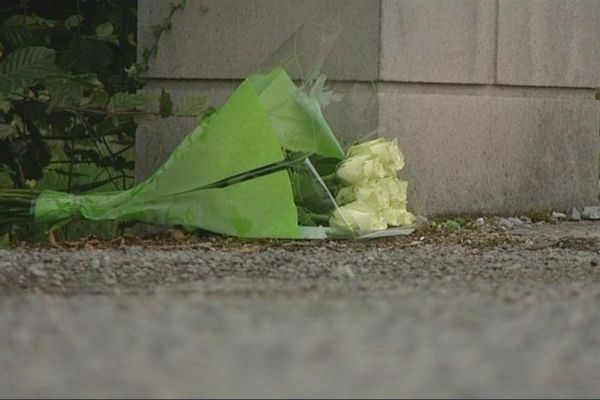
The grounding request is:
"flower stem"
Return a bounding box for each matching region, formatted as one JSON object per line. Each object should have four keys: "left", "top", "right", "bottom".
{"left": 320, "top": 173, "right": 338, "bottom": 182}
{"left": 309, "top": 213, "right": 331, "bottom": 223}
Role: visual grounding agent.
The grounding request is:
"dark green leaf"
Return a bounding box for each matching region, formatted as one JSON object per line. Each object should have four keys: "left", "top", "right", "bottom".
{"left": 159, "top": 88, "right": 173, "bottom": 118}
{"left": 64, "top": 15, "right": 84, "bottom": 30}
{"left": 310, "top": 156, "right": 340, "bottom": 176}
{"left": 67, "top": 73, "right": 102, "bottom": 86}
{"left": 0, "top": 100, "right": 10, "bottom": 113}
{"left": 0, "top": 46, "right": 57, "bottom": 86}
{"left": 45, "top": 76, "right": 86, "bottom": 109}
{"left": 297, "top": 207, "right": 317, "bottom": 226}
{"left": 0, "top": 74, "right": 15, "bottom": 96}
{"left": 95, "top": 22, "right": 114, "bottom": 39}
{"left": 0, "top": 123, "right": 15, "bottom": 139}
{"left": 0, "top": 15, "right": 46, "bottom": 49}
{"left": 84, "top": 87, "right": 110, "bottom": 108}
{"left": 31, "top": 15, "right": 58, "bottom": 28}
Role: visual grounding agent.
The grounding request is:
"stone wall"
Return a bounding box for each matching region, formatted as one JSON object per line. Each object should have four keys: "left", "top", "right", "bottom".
{"left": 137, "top": 0, "right": 600, "bottom": 216}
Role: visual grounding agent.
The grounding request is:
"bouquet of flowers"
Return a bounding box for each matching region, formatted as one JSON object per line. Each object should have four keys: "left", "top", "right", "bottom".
{"left": 0, "top": 67, "right": 416, "bottom": 239}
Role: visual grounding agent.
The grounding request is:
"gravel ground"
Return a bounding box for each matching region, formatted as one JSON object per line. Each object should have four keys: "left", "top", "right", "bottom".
{"left": 1, "top": 221, "right": 600, "bottom": 398}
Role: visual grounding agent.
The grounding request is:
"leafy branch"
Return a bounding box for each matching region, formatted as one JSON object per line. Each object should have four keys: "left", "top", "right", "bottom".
{"left": 0, "top": 0, "right": 209, "bottom": 242}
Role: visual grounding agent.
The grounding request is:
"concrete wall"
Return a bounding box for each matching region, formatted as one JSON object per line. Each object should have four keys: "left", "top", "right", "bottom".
{"left": 137, "top": 0, "right": 600, "bottom": 216}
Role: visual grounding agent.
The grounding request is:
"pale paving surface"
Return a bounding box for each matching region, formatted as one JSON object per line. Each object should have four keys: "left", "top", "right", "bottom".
{"left": 1, "top": 221, "right": 600, "bottom": 398}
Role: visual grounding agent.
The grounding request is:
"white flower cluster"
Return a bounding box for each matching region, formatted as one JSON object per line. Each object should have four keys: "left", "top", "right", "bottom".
{"left": 329, "top": 138, "right": 416, "bottom": 234}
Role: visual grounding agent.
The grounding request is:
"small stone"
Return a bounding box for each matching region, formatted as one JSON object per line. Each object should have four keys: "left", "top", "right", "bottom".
{"left": 591, "top": 260, "right": 598, "bottom": 267}
{"left": 83, "top": 243, "right": 95, "bottom": 252}
{"left": 519, "top": 216, "right": 532, "bottom": 224}
{"left": 474, "top": 217, "right": 485, "bottom": 227}
{"left": 497, "top": 218, "right": 511, "bottom": 228}
{"left": 551, "top": 212, "right": 566, "bottom": 220}
{"left": 27, "top": 265, "right": 47, "bottom": 278}
{"left": 104, "top": 277, "right": 117, "bottom": 285}
{"left": 581, "top": 206, "right": 600, "bottom": 220}
{"left": 507, "top": 217, "right": 523, "bottom": 227}
{"left": 569, "top": 207, "right": 582, "bottom": 221}
{"left": 50, "top": 279, "right": 64, "bottom": 287}
{"left": 497, "top": 217, "right": 528, "bottom": 230}
{"left": 332, "top": 265, "right": 355, "bottom": 279}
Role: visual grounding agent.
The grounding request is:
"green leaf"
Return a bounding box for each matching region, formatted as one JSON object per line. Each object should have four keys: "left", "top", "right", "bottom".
{"left": 125, "top": 64, "right": 138, "bottom": 79}
{"left": 109, "top": 92, "right": 153, "bottom": 111}
{"left": 0, "top": 46, "right": 56, "bottom": 86}
{"left": 176, "top": 94, "right": 207, "bottom": 117}
{"left": 0, "top": 100, "right": 11, "bottom": 113}
{"left": 10, "top": 114, "right": 23, "bottom": 133}
{"left": 310, "top": 155, "right": 341, "bottom": 176}
{"left": 68, "top": 72, "right": 102, "bottom": 86}
{"left": 31, "top": 15, "right": 57, "bottom": 28}
{"left": 2, "top": 15, "right": 37, "bottom": 26}
{"left": 64, "top": 15, "right": 83, "bottom": 30}
{"left": 159, "top": 88, "right": 173, "bottom": 118}
{"left": 44, "top": 73, "right": 99, "bottom": 109}
{"left": 297, "top": 207, "right": 317, "bottom": 226}
{"left": 1, "top": 14, "right": 56, "bottom": 29}
{"left": 0, "top": 123, "right": 15, "bottom": 139}
{"left": 445, "top": 219, "right": 461, "bottom": 232}
{"left": 0, "top": 15, "right": 46, "bottom": 49}
{"left": 95, "top": 22, "right": 114, "bottom": 39}
{"left": 85, "top": 87, "right": 110, "bottom": 108}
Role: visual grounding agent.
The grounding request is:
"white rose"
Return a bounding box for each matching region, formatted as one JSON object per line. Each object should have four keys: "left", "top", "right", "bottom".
{"left": 335, "top": 186, "right": 356, "bottom": 205}
{"left": 382, "top": 206, "right": 416, "bottom": 227}
{"left": 347, "top": 138, "right": 405, "bottom": 173}
{"left": 380, "top": 178, "right": 408, "bottom": 203}
{"left": 351, "top": 178, "right": 408, "bottom": 210}
{"left": 329, "top": 201, "right": 387, "bottom": 234}
{"left": 336, "top": 154, "right": 386, "bottom": 185}
{"left": 353, "top": 183, "right": 390, "bottom": 210}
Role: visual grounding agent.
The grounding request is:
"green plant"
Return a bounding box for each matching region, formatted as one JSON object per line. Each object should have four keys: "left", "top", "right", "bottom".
{"left": 0, "top": 0, "right": 209, "bottom": 241}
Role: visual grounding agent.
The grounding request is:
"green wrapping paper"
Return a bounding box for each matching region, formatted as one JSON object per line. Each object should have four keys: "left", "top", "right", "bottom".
{"left": 33, "top": 68, "right": 347, "bottom": 238}
{"left": 247, "top": 69, "right": 344, "bottom": 159}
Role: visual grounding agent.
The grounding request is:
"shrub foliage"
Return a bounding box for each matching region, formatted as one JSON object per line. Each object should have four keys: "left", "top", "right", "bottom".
{"left": 0, "top": 0, "right": 205, "bottom": 193}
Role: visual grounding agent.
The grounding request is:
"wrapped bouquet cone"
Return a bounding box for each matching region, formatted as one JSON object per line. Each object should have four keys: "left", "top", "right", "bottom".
{"left": 0, "top": 68, "right": 416, "bottom": 239}
{"left": 1, "top": 68, "right": 346, "bottom": 238}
